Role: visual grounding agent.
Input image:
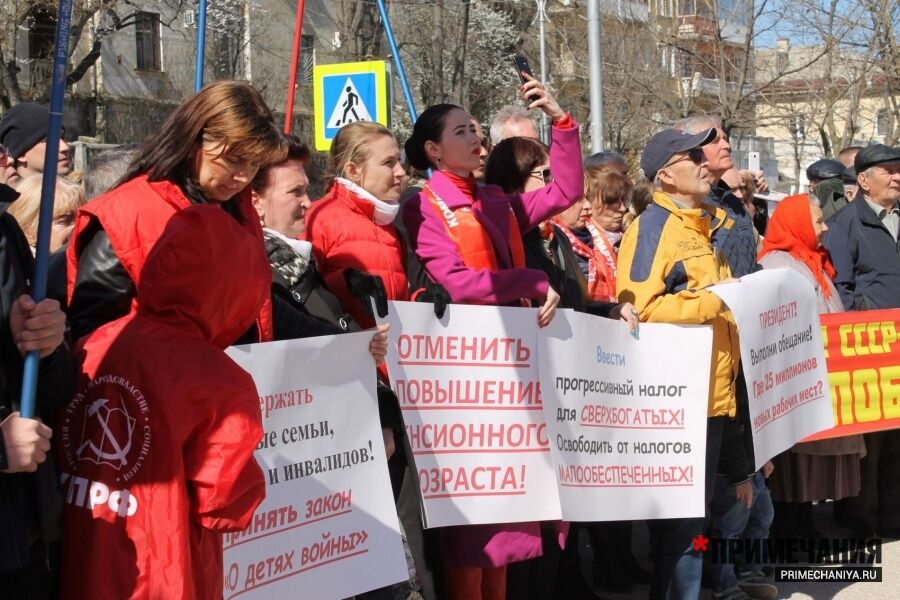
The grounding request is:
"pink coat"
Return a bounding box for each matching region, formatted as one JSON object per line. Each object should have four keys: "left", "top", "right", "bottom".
{"left": 403, "top": 121, "right": 585, "bottom": 306}
{"left": 404, "top": 120, "right": 583, "bottom": 568}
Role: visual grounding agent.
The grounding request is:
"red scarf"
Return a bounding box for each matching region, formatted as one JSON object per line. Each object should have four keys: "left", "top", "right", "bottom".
{"left": 551, "top": 218, "right": 618, "bottom": 302}
{"left": 758, "top": 193, "right": 836, "bottom": 298}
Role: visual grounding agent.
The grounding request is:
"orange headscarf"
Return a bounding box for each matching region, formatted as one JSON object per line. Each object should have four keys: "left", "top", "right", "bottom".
{"left": 758, "top": 193, "right": 836, "bottom": 298}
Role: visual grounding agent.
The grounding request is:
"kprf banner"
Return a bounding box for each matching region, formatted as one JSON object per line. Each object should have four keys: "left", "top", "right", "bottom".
{"left": 710, "top": 269, "right": 834, "bottom": 468}
{"left": 378, "top": 301, "right": 562, "bottom": 528}
{"left": 223, "top": 333, "right": 408, "bottom": 600}
{"left": 539, "top": 310, "right": 711, "bottom": 520}
{"left": 804, "top": 309, "right": 900, "bottom": 441}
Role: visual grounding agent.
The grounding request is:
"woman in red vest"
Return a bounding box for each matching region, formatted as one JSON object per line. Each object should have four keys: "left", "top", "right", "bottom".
{"left": 66, "top": 80, "right": 339, "bottom": 346}
{"left": 402, "top": 76, "right": 583, "bottom": 600}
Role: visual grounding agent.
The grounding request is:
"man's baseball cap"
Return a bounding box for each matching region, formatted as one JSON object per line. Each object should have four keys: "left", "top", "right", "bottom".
{"left": 854, "top": 144, "right": 900, "bottom": 174}
{"left": 640, "top": 127, "right": 716, "bottom": 181}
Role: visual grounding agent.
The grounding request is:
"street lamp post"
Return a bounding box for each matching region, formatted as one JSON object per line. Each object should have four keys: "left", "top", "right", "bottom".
{"left": 536, "top": 0, "right": 549, "bottom": 143}
{"left": 587, "top": 0, "right": 604, "bottom": 152}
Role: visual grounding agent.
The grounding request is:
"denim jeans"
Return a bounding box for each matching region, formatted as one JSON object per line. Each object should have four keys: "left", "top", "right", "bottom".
{"left": 648, "top": 416, "right": 724, "bottom": 600}
{"left": 709, "top": 471, "right": 774, "bottom": 591}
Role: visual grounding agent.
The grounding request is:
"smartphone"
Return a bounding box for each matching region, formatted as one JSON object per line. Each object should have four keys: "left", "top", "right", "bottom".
{"left": 748, "top": 151, "right": 761, "bottom": 173}
{"left": 513, "top": 55, "right": 534, "bottom": 82}
{"left": 512, "top": 55, "right": 539, "bottom": 103}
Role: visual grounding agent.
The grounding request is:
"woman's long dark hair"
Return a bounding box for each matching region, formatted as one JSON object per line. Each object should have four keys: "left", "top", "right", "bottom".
{"left": 121, "top": 80, "right": 287, "bottom": 215}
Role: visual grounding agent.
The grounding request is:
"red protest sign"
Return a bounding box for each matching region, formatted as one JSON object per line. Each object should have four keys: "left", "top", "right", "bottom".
{"left": 803, "top": 309, "right": 900, "bottom": 441}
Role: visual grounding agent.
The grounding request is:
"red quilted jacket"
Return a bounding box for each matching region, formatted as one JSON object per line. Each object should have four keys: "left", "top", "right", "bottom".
{"left": 58, "top": 205, "right": 268, "bottom": 600}
{"left": 304, "top": 181, "right": 409, "bottom": 328}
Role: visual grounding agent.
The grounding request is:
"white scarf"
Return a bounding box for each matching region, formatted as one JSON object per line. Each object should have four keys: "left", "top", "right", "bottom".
{"left": 263, "top": 227, "right": 312, "bottom": 261}
{"left": 335, "top": 177, "right": 400, "bottom": 226}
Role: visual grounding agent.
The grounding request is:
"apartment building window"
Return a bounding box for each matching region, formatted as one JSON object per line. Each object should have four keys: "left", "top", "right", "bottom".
{"left": 776, "top": 52, "right": 788, "bottom": 74}
{"left": 677, "top": 0, "right": 696, "bottom": 16}
{"left": 789, "top": 114, "right": 806, "bottom": 139}
{"left": 135, "top": 12, "right": 161, "bottom": 71}
{"left": 876, "top": 109, "right": 891, "bottom": 138}
{"left": 27, "top": 9, "right": 56, "bottom": 61}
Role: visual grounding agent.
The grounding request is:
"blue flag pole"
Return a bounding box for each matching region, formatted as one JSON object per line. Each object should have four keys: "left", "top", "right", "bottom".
{"left": 195, "top": 0, "right": 208, "bottom": 92}
{"left": 18, "top": 0, "right": 74, "bottom": 419}
{"left": 374, "top": 0, "right": 418, "bottom": 122}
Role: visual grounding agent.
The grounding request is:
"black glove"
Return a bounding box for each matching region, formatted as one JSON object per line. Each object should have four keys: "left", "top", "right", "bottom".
{"left": 416, "top": 281, "right": 451, "bottom": 319}
{"left": 343, "top": 269, "right": 388, "bottom": 318}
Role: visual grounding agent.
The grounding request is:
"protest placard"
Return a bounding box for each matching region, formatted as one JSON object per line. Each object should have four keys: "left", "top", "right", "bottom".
{"left": 538, "top": 310, "right": 711, "bottom": 520}
{"left": 378, "top": 301, "right": 561, "bottom": 528}
{"left": 804, "top": 309, "right": 900, "bottom": 441}
{"left": 223, "top": 333, "right": 408, "bottom": 600}
{"left": 710, "top": 269, "right": 834, "bottom": 468}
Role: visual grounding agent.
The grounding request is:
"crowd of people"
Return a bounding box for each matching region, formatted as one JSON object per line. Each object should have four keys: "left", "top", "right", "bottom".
{"left": 0, "top": 73, "right": 897, "bottom": 600}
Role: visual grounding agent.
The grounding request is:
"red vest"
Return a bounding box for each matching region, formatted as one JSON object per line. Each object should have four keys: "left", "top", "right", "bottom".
{"left": 424, "top": 186, "right": 526, "bottom": 271}
{"left": 67, "top": 175, "right": 274, "bottom": 341}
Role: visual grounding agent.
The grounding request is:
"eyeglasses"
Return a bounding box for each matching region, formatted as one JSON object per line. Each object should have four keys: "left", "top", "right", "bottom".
{"left": 530, "top": 167, "right": 553, "bottom": 184}
{"left": 664, "top": 147, "right": 705, "bottom": 169}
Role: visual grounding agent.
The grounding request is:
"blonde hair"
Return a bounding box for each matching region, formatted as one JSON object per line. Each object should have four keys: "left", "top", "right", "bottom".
{"left": 326, "top": 121, "right": 395, "bottom": 186}
{"left": 8, "top": 175, "right": 87, "bottom": 246}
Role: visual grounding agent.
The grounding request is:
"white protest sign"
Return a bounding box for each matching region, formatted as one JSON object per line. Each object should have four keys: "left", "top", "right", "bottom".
{"left": 539, "top": 310, "right": 711, "bottom": 521}
{"left": 224, "top": 333, "right": 408, "bottom": 600}
{"left": 710, "top": 269, "right": 834, "bottom": 468}
{"left": 379, "top": 301, "right": 562, "bottom": 528}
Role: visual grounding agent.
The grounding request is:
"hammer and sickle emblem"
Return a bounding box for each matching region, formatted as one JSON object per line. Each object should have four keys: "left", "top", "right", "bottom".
{"left": 75, "top": 398, "right": 134, "bottom": 469}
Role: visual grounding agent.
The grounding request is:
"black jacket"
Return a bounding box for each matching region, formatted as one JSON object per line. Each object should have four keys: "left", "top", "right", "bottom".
{"left": 0, "top": 183, "right": 75, "bottom": 573}
{"left": 707, "top": 181, "right": 761, "bottom": 279}
{"left": 824, "top": 193, "right": 900, "bottom": 310}
{"left": 523, "top": 226, "right": 617, "bottom": 318}
{"left": 68, "top": 217, "right": 340, "bottom": 343}
{"left": 264, "top": 231, "right": 403, "bottom": 435}
{"left": 265, "top": 232, "right": 355, "bottom": 334}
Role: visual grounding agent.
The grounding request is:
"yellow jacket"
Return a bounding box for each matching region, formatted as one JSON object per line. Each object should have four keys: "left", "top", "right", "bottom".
{"left": 617, "top": 192, "right": 739, "bottom": 417}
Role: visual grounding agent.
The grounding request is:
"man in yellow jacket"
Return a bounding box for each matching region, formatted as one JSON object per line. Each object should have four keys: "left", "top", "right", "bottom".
{"left": 617, "top": 127, "right": 740, "bottom": 600}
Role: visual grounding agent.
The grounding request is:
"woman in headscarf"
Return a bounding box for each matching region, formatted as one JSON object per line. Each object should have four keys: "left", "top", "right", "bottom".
{"left": 758, "top": 193, "right": 865, "bottom": 538}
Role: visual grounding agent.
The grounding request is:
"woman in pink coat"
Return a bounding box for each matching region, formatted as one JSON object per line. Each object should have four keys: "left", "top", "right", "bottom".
{"left": 402, "top": 75, "right": 583, "bottom": 600}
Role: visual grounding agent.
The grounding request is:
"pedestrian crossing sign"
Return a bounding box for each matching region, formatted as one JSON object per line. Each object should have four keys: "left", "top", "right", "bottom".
{"left": 313, "top": 60, "right": 389, "bottom": 151}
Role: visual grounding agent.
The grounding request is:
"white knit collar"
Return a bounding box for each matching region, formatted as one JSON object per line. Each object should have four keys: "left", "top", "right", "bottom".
{"left": 335, "top": 177, "right": 400, "bottom": 225}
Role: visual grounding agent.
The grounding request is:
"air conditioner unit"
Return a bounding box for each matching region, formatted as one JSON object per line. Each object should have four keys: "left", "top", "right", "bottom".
{"left": 183, "top": 11, "right": 196, "bottom": 28}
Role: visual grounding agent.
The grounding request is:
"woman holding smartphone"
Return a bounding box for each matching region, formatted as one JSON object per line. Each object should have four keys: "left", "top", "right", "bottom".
{"left": 402, "top": 74, "right": 583, "bottom": 600}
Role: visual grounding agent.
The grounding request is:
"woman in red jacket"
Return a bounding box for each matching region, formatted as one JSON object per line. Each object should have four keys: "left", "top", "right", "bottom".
{"left": 59, "top": 206, "right": 269, "bottom": 600}
{"left": 304, "top": 121, "right": 449, "bottom": 327}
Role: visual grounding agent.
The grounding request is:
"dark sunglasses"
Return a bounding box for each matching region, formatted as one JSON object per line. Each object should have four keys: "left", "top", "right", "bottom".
{"left": 664, "top": 147, "right": 705, "bottom": 169}
{"left": 530, "top": 167, "right": 553, "bottom": 184}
